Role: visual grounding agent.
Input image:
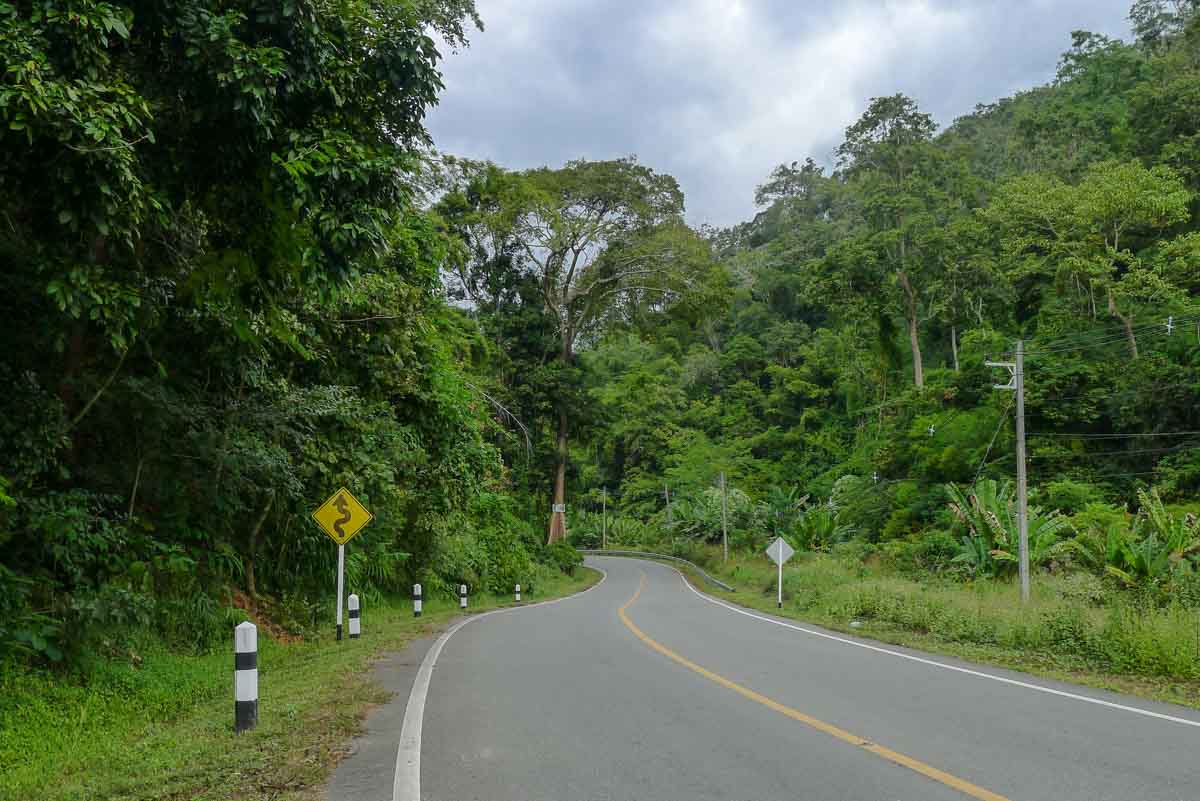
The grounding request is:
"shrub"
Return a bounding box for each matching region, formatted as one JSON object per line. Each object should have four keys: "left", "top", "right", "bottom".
{"left": 1042, "top": 480, "right": 1105, "bottom": 515}
{"left": 542, "top": 541, "right": 583, "bottom": 576}
{"left": 882, "top": 529, "right": 960, "bottom": 575}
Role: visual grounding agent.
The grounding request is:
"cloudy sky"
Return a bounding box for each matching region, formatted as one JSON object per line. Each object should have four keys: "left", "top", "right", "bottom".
{"left": 427, "top": 0, "right": 1132, "bottom": 227}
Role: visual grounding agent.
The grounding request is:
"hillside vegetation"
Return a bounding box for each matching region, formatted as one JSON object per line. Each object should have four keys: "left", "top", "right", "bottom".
{"left": 3, "top": 0, "right": 1200, "bottom": 725}
{"left": 457, "top": 6, "right": 1200, "bottom": 629}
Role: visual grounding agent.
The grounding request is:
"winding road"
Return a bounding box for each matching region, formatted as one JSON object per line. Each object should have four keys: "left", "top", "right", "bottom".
{"left": 329, "top": 556, "right": 1200, "bottom": 801}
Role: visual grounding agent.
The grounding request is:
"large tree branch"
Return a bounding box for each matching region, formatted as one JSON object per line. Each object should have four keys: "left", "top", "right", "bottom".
{"left": 67, "top": 346, "right": 130, "bottom": 432}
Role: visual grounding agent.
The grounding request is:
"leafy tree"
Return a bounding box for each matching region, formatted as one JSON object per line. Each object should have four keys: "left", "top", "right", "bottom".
{"left": 441, "top": 157, "right": 711, "bottom": 542}
{"left": 836, "top": 94, "right": 952, "bottom": 387}
{"left": 985, "top": 160, "right": 1191, "bottom": 356}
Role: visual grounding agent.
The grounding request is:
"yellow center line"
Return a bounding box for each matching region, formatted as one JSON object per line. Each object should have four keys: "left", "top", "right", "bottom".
{"left": 617, "top": 572, "right": 1013, "bottom": 801}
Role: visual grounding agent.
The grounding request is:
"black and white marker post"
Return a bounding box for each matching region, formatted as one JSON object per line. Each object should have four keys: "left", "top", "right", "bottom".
{"left": 234, "top": 621, "right": 258, "bottom": 733}
{"left": 348, "top": 593, "right": 360, "bottom": 638}
{"left": 413, "top": 583, "right": 423, "bottom": 617}
{"left": 515, "top": 583, "right": 521, "bottom": 602}
{"left": 459, "top": 583, "right": 467, "bottom": 609}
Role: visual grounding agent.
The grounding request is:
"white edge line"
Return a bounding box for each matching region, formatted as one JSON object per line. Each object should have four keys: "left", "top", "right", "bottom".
{"left": 392, "top": 567, "right": 609, "bottom": 801}
{"left": 650, "top": 562, "right": 1200, "bottom": 730}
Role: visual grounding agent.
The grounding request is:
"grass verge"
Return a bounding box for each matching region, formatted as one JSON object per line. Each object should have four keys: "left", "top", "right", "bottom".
{"left": 607, "top": 546, "right": 1200, "bottom": 710}
{"left": 0, "top": 567, "right": 601, "bottom": 801}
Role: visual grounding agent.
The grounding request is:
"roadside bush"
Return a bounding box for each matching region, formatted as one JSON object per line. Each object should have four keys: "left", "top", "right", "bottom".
{"left": 830, "top": 540, "right": 876, "bottom": 566}
{"left": 1042, "top": 480, "right": 1105, "bottom": 515}
{"left": 881, "top": 529, "right": 960, "bottom": 575}
{"left": 831, "top": 475, "right": 892, "bottom": 539}
{"left": 1055, "top": 572, "right": 1108, "bottom": 607}
{"left": 543, "top": 541, "right": 583, "bottom": 576}
{"left": 606, "top": 516, "right": 658, "bottom": 548}
{"left": 478, "top": 526, "right": 536, "bottom": 595}
{"left": 433, "top": 531, "right": 487, "bottom": 595}
{"left": 568, "top": 513, "right": 602, "bottom": 549}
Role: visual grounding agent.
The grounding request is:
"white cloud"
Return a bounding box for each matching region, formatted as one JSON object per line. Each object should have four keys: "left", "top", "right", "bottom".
{"left": 427, "top": 0, "right": 1132, "bottom": 226}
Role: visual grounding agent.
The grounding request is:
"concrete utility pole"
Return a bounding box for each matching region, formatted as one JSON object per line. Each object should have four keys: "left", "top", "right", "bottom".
{"left": 664, "top": 484, "right": 672, "bottom": 527}
{"left": 1014, "top": 340, "right": 1029, "bottom": 603}
{"left": 601, "top": 486, "right": 607, "bottom": 550}
{"left": 987, "top": 340, "right": 1030, "bottom": 603}
{"left": 720, "top": 471, "right": 728, "bottom": 563}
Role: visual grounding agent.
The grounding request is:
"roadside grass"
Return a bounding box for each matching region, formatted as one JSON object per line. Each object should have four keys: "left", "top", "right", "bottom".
{"left": 0, "top": 567, "right": 601, "bottom": 801}
{"left": 614, "top": 546, "right": 1200, "bottom": 709}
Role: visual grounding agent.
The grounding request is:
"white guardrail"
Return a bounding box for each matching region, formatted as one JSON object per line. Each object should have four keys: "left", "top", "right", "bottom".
{"left": 579, "top": 549, "right": 735, "bottom": 593}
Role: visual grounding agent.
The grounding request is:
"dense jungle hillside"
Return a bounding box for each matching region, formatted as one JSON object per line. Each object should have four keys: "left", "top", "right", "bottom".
{"left": 3, "top": 0, "right": 1200, "bottom": 675}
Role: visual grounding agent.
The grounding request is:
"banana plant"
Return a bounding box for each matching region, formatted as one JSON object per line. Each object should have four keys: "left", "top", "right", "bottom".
{"left": 763, "top": 485, "right": 809, "bottom": 537}
{"left": 788, "top": 503, "right": 856, "bottom": 553}
{"left": 946, "top": 479, "right": 1071, "bottom": 577}
{"left": 1104, "top": 489, "right": 1200, "bottom": 586}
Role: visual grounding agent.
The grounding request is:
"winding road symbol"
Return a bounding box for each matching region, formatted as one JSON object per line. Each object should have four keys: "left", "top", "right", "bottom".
{"left": 332, "top": 493, "right": 353, "bottom": 540}
{"left": 312, "top": 487, "right": 373, "bottom": 545}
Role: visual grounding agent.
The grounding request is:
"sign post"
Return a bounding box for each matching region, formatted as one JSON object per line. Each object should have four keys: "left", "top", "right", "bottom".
{"left": 312, "top": 488, "right": 373, "bottom": 641}
{"left": 336, "top": 543, "right": 345, "bottom": 640}
{"left": 765, "top": 536, "right": 795, "bottom": 609}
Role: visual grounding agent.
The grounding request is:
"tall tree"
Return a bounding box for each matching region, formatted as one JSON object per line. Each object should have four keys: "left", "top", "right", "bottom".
{"left": 439, "top": 158, "right": 708, "bottom": 541}
{"left": 984, "top": 160, "right": 1192, "bottom": 356}
{"left": 836, "top": 94, "right": 944, "bottom": 387}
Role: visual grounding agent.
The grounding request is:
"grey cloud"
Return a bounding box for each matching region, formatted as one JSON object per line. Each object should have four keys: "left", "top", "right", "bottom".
{"left": 427, "top": 0, "right": 1133, "bottom": 227}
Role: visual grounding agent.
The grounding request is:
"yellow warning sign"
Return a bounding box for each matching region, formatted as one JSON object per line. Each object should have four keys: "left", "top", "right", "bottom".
{"left": 312, "top": 488, "right": 373, "bottom": 546}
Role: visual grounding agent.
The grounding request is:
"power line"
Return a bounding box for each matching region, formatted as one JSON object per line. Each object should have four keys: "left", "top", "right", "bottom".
{"left": 1022, "top": 313, "right": 1200, "bottom": 356}
{"left": 971, "top": 396, "right": 1014, "bottom": 489}
{"left": 987, "top": 313, "right": 1200, "bottom": 360}
{"left": 1027, "top": 468, "right": 1175, "bottom": 481}
{"left": 1028, "top": 442, "right": 1200, "bottom": 460}
{"left": 1025, "top": 383, "right": 1198, "bottom": 405}
{"left": 1031, "top": 314, "right": 1193, "bottom": 347}
{"left": 1030, "top": 430, "right": 1200, "bottom": 439}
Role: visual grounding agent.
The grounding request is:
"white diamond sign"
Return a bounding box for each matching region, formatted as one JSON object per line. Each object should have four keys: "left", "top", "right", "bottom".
{"left": 766, "top": 536, "right": 795, "bottom": 566}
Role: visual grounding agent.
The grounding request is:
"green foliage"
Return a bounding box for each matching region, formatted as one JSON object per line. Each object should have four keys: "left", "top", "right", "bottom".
{"left": 7, "top": 0, "right": 1200, "bottom": 682}
{"left": 946, "top": 480, "right": 1072, "bottom": 577}
{"left": 787, "top": 503, "right": 858, "bottom": 553}
{"left": 1042, "top": 480, "right": 1106, "bottom": 515}
{"left": 0, "top": 0, "right": 578, "bottom": 667}
{"left": 543, "top": 541, "right": 583, "bottom": 576}
{"left": 1056, "top": 491, "right": 1200, "bottom": 590}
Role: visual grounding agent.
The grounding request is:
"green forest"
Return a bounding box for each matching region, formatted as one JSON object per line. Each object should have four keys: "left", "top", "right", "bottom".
{"left": 4, "top": 0, "right": 1200, "bottom": 688}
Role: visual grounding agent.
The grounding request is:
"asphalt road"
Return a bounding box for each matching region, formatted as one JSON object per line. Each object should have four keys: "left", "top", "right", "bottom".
{"left": 330, "top": 556, "right": 1200, "bottom": 801}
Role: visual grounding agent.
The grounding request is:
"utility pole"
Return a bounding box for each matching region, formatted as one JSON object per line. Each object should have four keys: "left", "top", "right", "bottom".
{"left": 720, "top": 471, "right": 728, "bottom": 563}
{"left": 1014, "top": 340, "right": 1029, "bottom": 603}
{"left": 601, "top": 486, "right": 607, "bottom": 550}
{"left": 665, "top": 483, "right": 674, "bottom": 551}
{"left": 987, "top": 340, "right": 1029, "bottom": 603}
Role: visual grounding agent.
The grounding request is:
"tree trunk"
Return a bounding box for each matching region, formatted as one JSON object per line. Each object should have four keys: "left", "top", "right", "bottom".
{"left": 547, "top": 407, "right": 569, "bottom": 544}
{"left": 1108, "top": 293, "right": 1139, "bottom": 359}
{"left": 244, "top": 490, "right": 274, "bottom": 598}
{"left": 897, "top": 270, "right": 924, "bottom": 388}
{"left": 547, "top": 336, "right": 573, "bottom": 545}
{"left": 951, "top": 325, "right": 960, "bottom": 372}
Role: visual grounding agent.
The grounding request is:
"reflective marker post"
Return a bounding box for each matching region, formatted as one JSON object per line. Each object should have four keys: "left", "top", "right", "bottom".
{"left": 348, "top": 592, "right": 360, "bottom": 638}
{"left": 459, "top": 584, "right": 467, "bottom": 609}
{"left": 234, "top": 622, "right": 258, "bottom": 733}
{"left": 413, "top": 583, "right": 423, "bottom": 617}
